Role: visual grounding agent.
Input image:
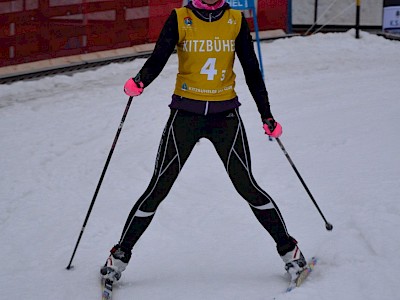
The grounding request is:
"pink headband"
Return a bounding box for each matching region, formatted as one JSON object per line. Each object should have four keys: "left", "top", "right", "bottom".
{"left": 192, "top": 0, "right": 225, "bottom": 10}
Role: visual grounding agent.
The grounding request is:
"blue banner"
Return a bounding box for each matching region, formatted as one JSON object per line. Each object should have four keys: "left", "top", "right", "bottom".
{"left": 226, "top": 0, "right": 255, "bottom": 10}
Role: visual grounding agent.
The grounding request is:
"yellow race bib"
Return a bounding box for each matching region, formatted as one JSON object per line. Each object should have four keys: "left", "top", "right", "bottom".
{"left": 174, "top": 8, "right": 242, "bottom": 101}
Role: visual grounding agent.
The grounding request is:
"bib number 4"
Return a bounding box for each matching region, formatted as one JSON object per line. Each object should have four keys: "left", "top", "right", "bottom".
{"left": 200, "top": 58, "right": 225, "bottom": 81}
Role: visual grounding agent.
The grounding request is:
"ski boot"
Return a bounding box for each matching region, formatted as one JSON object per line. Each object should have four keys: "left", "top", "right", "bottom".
{"left": 281, "top": 244, "right": 307, "bottom": 280}
{"left": 100, "top": 244, "right": 131, "bottom": 281}
{"left": 277, "top": 238, "right": 307, "bottom": 281}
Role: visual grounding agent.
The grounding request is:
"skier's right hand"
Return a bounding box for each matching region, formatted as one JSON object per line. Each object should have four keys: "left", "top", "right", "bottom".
{"left": 124, "top": 77, "right": 144, "bottom": 97}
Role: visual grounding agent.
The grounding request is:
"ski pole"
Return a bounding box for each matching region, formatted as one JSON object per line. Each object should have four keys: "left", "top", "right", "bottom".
{"left": 266, "top": 121, "right": 333, "bottom": 231}
{"left": 66, "top": 96, "right": 134, "bottom": 270}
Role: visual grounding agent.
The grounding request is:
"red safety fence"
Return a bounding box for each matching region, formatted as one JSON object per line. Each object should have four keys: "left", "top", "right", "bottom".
{"left": 0, "top": 0, "right": 288, "bottom": 68}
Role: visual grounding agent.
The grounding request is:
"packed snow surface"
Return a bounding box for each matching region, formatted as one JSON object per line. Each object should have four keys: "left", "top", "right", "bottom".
{"left": 1, "top": 30, "right": 399, "bottom": 299}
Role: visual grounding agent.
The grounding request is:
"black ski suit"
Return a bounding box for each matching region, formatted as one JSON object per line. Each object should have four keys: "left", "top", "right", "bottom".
{"left": 118, "top": 3, "right": 296, "bottom": 256}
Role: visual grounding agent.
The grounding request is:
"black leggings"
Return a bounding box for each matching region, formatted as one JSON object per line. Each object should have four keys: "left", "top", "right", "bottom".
{"left": 119, "top": 109, "right": 293, "bottom": 253}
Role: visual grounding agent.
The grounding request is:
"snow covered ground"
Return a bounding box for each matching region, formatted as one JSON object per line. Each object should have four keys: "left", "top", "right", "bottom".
{"left": 1, "top": 30, "right": 399, "bottom": 299}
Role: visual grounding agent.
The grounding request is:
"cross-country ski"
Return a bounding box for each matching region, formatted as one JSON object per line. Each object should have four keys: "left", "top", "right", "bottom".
{"left": 101, "top": 279, "right": 113, "bottom": 300}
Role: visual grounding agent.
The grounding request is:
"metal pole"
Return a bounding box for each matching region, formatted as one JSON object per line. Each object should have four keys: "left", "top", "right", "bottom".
{"left": 66, "top": 97, "right": 134, "bottom": 270}
{"left": 274, "top": 137, "right": 333, "bottom": 231}
{"left": 314, "top": 0, "right": 319, "bottom": 24}
{"left": 264, "top": 121, "right": 333, "bottom": 231}
{"left": 356, "top": 0, "right": 361, "bottom": 39}
{"left": 287, "top": 0, "right": 293, "bottom": 34}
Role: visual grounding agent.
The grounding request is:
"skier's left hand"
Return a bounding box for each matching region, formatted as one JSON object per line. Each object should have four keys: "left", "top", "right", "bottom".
{"left": 263, "top": 118, "right": 282, "bottom": 138}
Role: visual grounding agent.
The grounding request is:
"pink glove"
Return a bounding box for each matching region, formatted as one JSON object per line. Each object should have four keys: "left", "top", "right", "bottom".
{"left": 263, "top": 118, "right": 282, "bottom": 138}
{"left": 124, "top": 78, "right": 144, "bottom": 96}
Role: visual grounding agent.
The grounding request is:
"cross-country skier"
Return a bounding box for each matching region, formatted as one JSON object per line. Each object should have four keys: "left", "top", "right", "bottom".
{"left": 101, "top": 0, "right": 306, "bottom": 283}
